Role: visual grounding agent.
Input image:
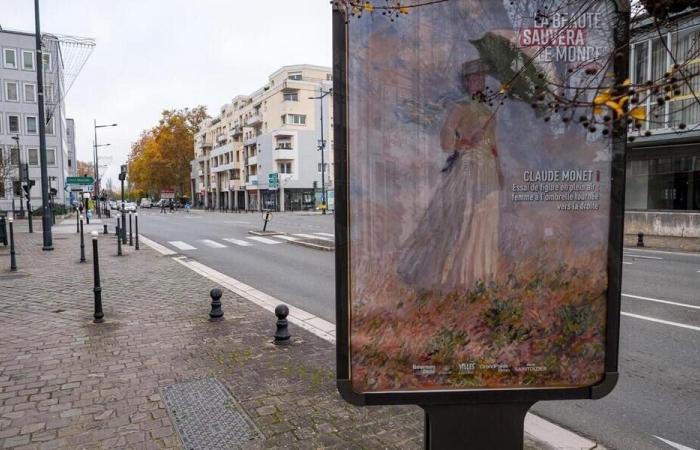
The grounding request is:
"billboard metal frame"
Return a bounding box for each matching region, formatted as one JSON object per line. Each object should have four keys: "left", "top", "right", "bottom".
{"left": 333, "top": 0, "right": 630, "bottom": 407}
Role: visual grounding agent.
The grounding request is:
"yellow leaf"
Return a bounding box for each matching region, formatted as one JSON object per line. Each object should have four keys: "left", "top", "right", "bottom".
{"left": 622, "top": 78, "right": 631, "bottom": 86}
{"left": 363, "top": 1, "right": 374, "bottom": 12}
{"left": 399, "top": 6, "right": 410, "bottom": 14}
{"left": 592, "top": 106, "right": 604, "bottom": 115}
{"left": 630, "top": 106, "right": 646, "bottom": 121}
{"left": 593, "top": 91, "right": 611, "bottom": 105}
{"left": 605, "top": 100, "right": 623, "bottom": 118}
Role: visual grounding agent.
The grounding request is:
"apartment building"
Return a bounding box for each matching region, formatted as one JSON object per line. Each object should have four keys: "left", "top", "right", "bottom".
{"left": 625, "top": 8, "right": 700, "bottom": 236}
{"left": 191, "top": 64, "right": 333, "bottom": 211}
{"left": 0, "top": 25, "right": 71, "bottom": 212}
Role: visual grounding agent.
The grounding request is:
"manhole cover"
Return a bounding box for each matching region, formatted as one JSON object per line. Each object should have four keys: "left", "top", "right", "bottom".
{"left": 161, "top": 379, "right": 261, "bottom": 450}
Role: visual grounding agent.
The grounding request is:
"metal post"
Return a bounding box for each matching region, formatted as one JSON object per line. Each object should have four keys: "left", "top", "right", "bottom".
{"left": 120, "top": 179, "right": 126, "bottom": 244}
{"left": 274, "top": 304, "right": 291, "bottom": 345}
{"left": 135, "top": 213, "right": 139, "bottom": 250}
{"left": 103, "top": 224, "right": 108, "bottom": 235}
{"left": 128, "top": 212, "right": 133, "bottom": 246}
{"left": 27, "top": 197, "right": 33, "bottom": 233}
{"left": 421, "top": 402, "right": 533, "bottom": 450}
{"left": 94, "top": 120, "right": 99, "bottom": 219}
{"left": 79, "top": 216, "right": 86, "bottom": 263}
{"left": 91, "top": 231, "right": 104, "bottom": 323}
{"left": 9, "top": 218, "right": 17, "bottom": 272}
{"left": 116, "top": 221, "right": 122, "bottom": 256}
{"left": 85, "top": 197, "right": 90, "bottom": 224}
{"left": 77, "top": 208, "right": 80, "bottom": 233}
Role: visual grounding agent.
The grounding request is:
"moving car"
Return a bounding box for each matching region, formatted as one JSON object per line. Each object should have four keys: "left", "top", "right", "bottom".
{"left": 140, "top": 198, "right": 152, "bottom": 208}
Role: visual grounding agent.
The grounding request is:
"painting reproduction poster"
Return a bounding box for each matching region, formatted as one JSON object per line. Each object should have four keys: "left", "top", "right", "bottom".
{"left": 344, "top": 0, "right": 623, "bottom": 393}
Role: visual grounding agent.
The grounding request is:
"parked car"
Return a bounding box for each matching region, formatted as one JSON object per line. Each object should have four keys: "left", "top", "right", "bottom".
{"left": 123, "top": 202, "right": 137, "bottom": 212}
{"left": 140, "top": 198, "right": 152, "bottom": 208}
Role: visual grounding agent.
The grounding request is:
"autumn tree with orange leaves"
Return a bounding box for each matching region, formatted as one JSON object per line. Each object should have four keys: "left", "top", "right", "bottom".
{"left": 127, "top": 107, "right": 209, "bottom": 199}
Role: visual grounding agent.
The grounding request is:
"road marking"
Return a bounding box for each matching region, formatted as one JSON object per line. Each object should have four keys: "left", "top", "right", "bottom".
{"left": 624, "top": 247, "right": 700, "bottom": 258}
{"left": 623, "top": 293, "right": 700, "bottom": 310}
{"left": 275, "top": 235, "right": 300, "bottom": 241}
{"left": 623, "top": 262, "right": 633, "bottom": 265}
{"left": 621, "top": 312, "right": 700, "bottom": 331}
{"left": 623, "top": 254, "right": 663, "bottom": 260}
{"left": 138, "top": 235, "right": 176, "bottom": 255}
{"left": 247, "top": 236, "right": 281, "bottom": 245}
{"left": 223, "top": 238, "right": 252, "bottom": 247}
{"left": 314, "top": 232, "right": 335, "bottom": 238}
{"left": 168, "top": 241, "right": 196, "bottom": 251}
{"left": 200, "top": 239, "right": 227, "bottom": 248}
{"left": 295, "top": 233, "right": 333, "bottom": 241}
{"left": 653, "top": 435, "right": 695, "bottom": 450}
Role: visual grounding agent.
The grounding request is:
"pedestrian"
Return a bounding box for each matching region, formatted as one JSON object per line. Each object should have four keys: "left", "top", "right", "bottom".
{"left": 169, "top": 200, "right": 174, "bottom": 213}
{"left": 160, "top": 200, "right": 166, "bottom": 214}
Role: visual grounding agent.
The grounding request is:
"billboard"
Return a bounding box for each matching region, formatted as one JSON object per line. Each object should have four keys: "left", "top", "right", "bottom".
{"left": 335, "top": 0, "right": 627, "bottom": 403}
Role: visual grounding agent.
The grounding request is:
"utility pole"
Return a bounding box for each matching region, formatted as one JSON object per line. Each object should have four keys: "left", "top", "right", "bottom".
{"left": 119, "top": 165, "right": 127, "bottom": 244}
{"left": 309, "top": 88, "right": 332, "bottom": 215}
{"left": 35, "top": 0, "right": 52, "bottom": 250}
{"left": 94, "top": 121, "right": 117, "bottom": 219}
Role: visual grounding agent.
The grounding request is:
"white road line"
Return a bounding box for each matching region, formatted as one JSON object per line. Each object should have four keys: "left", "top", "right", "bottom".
{"left": 168, "top": 241, "right": 196, "bottom": 251}
{"left": 622, "top": 293, "right": 700, "bottom": 310}
{"left": 275, "top": 235, "right": 300, "bottom": 241}
{"left": 623, "top": 262, "right": 633, "bottom": 265}
{"left": 314, "top": 232, "right": 335, "bottom": 238}
{"left": 138, "top": 235, "right": 176, "bottom": 255}
{"left": 653, "top": 435, "right": 695, "bottom": 450}
{"left": 247, "top": 236, "right": 281, "bottom": 245}
{"left": 624, "top": 247, "right": 700, "bottom": 258}
{"left": 223, "top": 238, "right": 252, "bottom": 247}
{"left": 295, "top": 233, "right": 333, "bottom": 241}
{"left": 623, "top": 254, "right": 663, "bottom": 260}
{"left": 200, "top": 239, "right": 227, "bottom": 249}
{"left": 621, "top": 312, "right": 700, "bottom": 331}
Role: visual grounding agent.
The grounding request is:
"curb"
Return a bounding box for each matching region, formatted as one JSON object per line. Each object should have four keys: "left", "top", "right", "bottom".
{"left": 138, "top": 233, "right": 604, "bottom": 450}
{"left": 289, "top": 239, "right": 334, "bottom": 252}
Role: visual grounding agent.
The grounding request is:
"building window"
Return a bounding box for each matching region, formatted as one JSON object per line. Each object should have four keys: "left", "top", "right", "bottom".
{"left": 283, "top": 92, "right": 298, "bottom": 102}
{"left": 279, "top": 162, "right": 292, "bottom": 174}
{"left": 283, "top": 114, "right": 306, "bottom": 125}
{"left": 45, "top": 85, "right": 55, "bottom": 103}
{"left": 288, "top": 72, "right": 302, "bottom": 81}
{"left": 3, "top": 49, "right": 17, "bottom": 69}
{"left": 326, "top": 74, "right": 333, "bottom": 81}
{"left": 318, "top": 163, "right": 329, "bottom": 172}
{"left": 24, "top": 83, "right": 36, "bottom": 103}
{"left": 42, "top": 52, "right": 51, "bottom": 71}
{"left": 5, "top": 82, "right": 19, "bottom": 101}
{"left": 46, "top": 117, "right": 55, "bottom": 135}
{"left": 8, "top": 115, "right": 20, "bottom": 133}
{"left": 26, "top": 116, "right": 38, "bottom": 134}
{"left": 46, "top": 148, "right": 56, "bottom": 166}
{"left": 10, "top": 147, "right": 20, "bottom": 166}
{"left": 28, "top": 148, "right": 39, "bottom": 166}
{"left": 22, "top": 50, "right": 35, "bottom": 71}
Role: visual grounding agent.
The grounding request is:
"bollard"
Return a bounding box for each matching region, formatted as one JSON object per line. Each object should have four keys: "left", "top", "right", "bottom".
{"left": 77, "top": 209, "right": 80, "bottom": 233}
{"left": 79, "top": 216, "right": 86, "bottom": 263}
{"left": 273, "top": 304, "right": 291, "bottom": 345}
{"left": 637, "top": 232, "right": 644, "bottom": 247}
{"left": 209, "top": 288, "right": 224, "bottom": 321}
{"left": 129, "top": 212, "right": 133, "bottom": 246}
{"left": 9, "top": 218, "right": 17, "bottom": 272}
{"left": 91, "top": 231, "right": 104, "bottom": 323}
{"left": 103, "top": 224, "right": 108, "bottom": 235}
{"left": 116, "top": 216, "right": 120, "bottom": 236}
{"left": 135, "top": 213, "right": 140, "bottom": 250}
{"left": 116, "top": 222, "right": 122, "bottom": 256}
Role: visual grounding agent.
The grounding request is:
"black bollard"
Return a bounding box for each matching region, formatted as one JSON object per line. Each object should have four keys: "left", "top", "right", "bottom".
{"left": 76, "top": 209, "right": 80, "bottom": 233}
{"left": 79, "top": 216, "right": 86, "bottom": 263}
{"left": 116, "top": 222, "right": 122, "bottom": 256}
{"left": 209, "top": 288, "right": 224, "bottom": 321}
{"left": 274, "top": 304, "right": 291, "bottom": 345}
{"left": 9, "top": 218, "right": 17, "bottom": 272}
{"left": 116, "top": 216, "right": 119, "bottom": 235}
{"left": 129, "top": 212, "right": 133, "bottom": 246}
{"left": 91, "top": 231, "right": 104, "bottom": 323}
{"left": 135, "top": 213, "right": 140, "bottom": 250}
{"left": 637, "top": 232, "right": 644, "bottom": 247}
{"left": 103, "top": 224, "right": 108, "bottom": 235}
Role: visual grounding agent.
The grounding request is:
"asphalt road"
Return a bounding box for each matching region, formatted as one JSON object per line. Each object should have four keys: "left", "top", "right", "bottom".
{"left": 136, "top": 209, "right": 699, "bottom": 450}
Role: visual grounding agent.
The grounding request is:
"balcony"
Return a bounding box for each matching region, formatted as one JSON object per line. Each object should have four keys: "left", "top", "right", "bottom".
{"left": 274, "top": 148, "right": 295, "bottom": 160}
{"left": 216, "top": 134, "right": 227, "bottom": 144}
{"left": 199, "top": 138, "right": 212, "bottom": 149}
{"left": 245, "top": 113, "right": 262, "bottom": 127}
{"left": 247, "top": 155, "right": 258, "bottom": 166}
{"left": 231, "top": 124, "right": 243, "bottom": 136}
{"left": 246, "top": 175, "right": 258, "bottom": 186}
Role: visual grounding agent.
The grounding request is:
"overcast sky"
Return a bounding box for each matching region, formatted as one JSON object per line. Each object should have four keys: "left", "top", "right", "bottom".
{"left": 2, "top": 0, "right": 332, "bottom": 187}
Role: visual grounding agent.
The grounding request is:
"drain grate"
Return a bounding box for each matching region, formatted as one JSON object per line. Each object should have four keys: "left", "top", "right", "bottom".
{"left": 161, "top": 378, "right": 261, "bottom": 450}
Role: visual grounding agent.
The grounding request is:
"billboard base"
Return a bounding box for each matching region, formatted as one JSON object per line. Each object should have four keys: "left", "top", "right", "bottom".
{"left": 422, "top": 402, "right": 533, "bottom": 450}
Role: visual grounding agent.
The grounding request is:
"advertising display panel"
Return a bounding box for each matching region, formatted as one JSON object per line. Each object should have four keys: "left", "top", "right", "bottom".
{"left": 335, "top": 0, "right": 628, "bottom": 404}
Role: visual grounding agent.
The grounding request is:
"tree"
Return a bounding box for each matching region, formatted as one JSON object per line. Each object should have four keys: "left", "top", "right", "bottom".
{"left": 76, "top": 160, "right": 95, "bottom": 178}
{"left": 127, "top": 106, "right": 209, "bottom": 198}
{"left": 0, "top": 148, "right": 15, "bottom": 208}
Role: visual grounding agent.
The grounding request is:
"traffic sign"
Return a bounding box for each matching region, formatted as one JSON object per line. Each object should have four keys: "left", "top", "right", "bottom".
{"left": 66, "top": 176, "right": 94, "bottom": 185}
{"left": 268, "top": 173, "right": 279, "bottom": 187}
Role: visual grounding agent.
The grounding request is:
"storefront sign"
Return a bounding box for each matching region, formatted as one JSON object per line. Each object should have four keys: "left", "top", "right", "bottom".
{"left": 335, "top": 0, "right": 627, "bottom": 405}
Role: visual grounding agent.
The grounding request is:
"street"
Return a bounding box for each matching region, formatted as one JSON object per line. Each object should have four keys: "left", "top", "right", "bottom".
{"left": 137, "top": 209, "right": 700, "bottom": 450}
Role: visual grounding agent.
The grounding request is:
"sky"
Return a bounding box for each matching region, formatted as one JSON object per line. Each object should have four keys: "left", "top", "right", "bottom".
{"left": 1, "top": 0, "right": 333, "bottom": 187}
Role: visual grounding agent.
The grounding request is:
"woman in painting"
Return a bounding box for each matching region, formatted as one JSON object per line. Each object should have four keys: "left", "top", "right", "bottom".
{"left": 398, "top": 60, "right": 501, "bottom": 294}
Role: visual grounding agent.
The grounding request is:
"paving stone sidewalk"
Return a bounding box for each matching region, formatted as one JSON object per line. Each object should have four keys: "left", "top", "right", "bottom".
{"left": 0, "top": 221, "right": 539, "bottom": 449}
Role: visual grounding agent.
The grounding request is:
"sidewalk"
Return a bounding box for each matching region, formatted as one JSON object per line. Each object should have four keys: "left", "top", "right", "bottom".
{"left": 0, "top": 221, "right": 549, "bottom": 449}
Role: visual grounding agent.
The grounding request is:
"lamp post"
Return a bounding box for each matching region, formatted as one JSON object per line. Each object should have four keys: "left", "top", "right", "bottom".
{"left": 309, "top": 88, "right": 332, "bottom": 215}
{"left": 119, "top": 165, "right": 127, "bottom": 244}
{"left": 93, "top": 120, "right": 117, "bottom": 219}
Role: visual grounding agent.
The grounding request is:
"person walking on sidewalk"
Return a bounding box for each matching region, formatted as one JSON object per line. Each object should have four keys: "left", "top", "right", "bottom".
{"left": 169, "top": 200, "right": 174, "bottom": 214}
{"left": 160, "top": 200, "right": 166, "bottom": 214}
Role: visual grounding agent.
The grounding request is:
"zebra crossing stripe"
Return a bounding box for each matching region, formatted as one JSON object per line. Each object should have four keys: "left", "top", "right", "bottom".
{"left": 295, "top": 233, "right": 333, "bottom": 241}
{"left": 200, "top": 239, "right": 227, "bottom": 248}
{"left": 275, "top": 235, "right": 299, "bottom": 241}
{"left": 223, "top": 238, "right": 252, "bottom": 247}
{"left": 247, "top": 236, "right": 281, "bottom": 245}
{"left": 169, "top": 241, "right": 196, "bottom": 250}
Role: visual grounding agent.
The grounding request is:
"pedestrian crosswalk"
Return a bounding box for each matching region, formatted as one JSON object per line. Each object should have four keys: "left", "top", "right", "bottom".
{"left": 165, "top": 233, "right": 333, "bottom": 252}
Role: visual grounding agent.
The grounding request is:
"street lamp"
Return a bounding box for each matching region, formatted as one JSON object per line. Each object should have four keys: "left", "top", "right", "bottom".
{"left": 119, "top": 164, "right": 127, "bottom": 244}
{"left": 309, "top": 88, "right": 332, "bottom": 215}
{"left": 94, "top": 120, "right": 117, "bottom": 218}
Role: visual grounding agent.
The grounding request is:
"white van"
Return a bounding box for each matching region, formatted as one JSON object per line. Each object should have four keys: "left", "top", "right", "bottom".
{"left": 140, "top": 198, "right": 152, "bottom": 208}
